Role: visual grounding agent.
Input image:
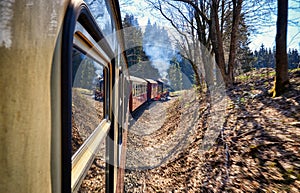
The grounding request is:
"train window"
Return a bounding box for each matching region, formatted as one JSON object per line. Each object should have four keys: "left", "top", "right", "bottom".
{"left": 140, "top": 85, "right": 141, "bottom": 95}
{"left": 61, "top": 2, "right": 119, "bottom": 192}
{"left": 132, "top": 83, "right": 135, "bottom": 96}
{"left": 84, "top": 0, "right": 114, "bottom": 42}
{"left": 139, "top": 85, "right": 142, "bottom": 95}
{"left": 70, "top": 15, "right": 117, "bottom": 191}
{"left": 71, "top": 46, "right": 108, "bottom": 192}
{"left": 71, "top": 48, "right": 105, "bottom": 155}
{"left": 136, "top": 84, "right": 138, "bottom": 96}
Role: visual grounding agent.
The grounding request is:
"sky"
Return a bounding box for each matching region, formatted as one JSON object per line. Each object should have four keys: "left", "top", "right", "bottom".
{"left": 249, "top": 0, "right": 300, "bottom": 51}
{"left": 120, "top": 0, "right": 300, "bottom": 51}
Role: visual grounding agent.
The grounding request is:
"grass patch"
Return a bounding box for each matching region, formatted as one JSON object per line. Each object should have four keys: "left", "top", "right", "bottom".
{"left": 236, "top": 74, "right": 251, "bottom": 81}
{"left": 169, "top": 90, "right": 188, "bottom": 97}
{"left": 289, "top": 68, "right": 300, "bottom": 74}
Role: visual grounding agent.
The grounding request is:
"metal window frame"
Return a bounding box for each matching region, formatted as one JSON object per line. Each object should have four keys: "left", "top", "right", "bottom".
{"left": 61, "top": 1, "right": 117, "bottom": 192}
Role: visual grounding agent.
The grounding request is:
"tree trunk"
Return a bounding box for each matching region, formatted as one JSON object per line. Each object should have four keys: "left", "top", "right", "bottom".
{"left": 190, "top": 59, "right": 203, "bottom": 91}
{"left": 270, "top": 0, "right": 289, "bottom": 97}
{"left": 201, "top": 46, "right": 215, "bottom": 89}
{"left": 210, "top": 0, "right": 229, "bottom": 86}
{"left": 228, "top": 0, "right": 243, "bottom": 85}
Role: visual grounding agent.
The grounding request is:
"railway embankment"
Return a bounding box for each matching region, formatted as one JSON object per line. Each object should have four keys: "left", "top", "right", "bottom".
{"left": 125, "top": 68, "right": 300, "bottom": 192}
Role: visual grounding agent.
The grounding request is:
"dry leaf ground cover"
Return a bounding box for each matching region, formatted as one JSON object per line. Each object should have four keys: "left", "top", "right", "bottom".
{"left": 125, "top": 68, "right": 300, "bottom": 193}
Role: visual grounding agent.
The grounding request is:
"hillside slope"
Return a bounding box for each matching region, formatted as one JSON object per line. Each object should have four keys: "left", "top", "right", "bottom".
{"left": 125, "top": 68, "right": 300, "bottom": 192}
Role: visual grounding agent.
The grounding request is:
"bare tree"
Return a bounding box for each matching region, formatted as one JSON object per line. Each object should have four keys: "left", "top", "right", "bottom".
{"left": 146, "top": 0, "right": 208, "bottom": 89}
{"left": 146, "top": 0, "right": 244, "bottom": 87}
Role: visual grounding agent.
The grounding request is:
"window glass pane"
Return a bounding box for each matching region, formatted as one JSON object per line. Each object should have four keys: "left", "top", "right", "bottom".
{"left": 71, "top": 48, "right": 105, "bottom": 155}
{"left": 78, "top": 139, "right": 106, "bottom": 192}
{"left": 84, "top": 0, "right": 115, "bottom": 47}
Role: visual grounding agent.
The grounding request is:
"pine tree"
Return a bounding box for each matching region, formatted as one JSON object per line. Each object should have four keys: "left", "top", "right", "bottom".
{"left": 123, "top": 15, "right": 161, "bottom": 79}
{"left": 167, "top": 58, "right": 183, "bottom": 91}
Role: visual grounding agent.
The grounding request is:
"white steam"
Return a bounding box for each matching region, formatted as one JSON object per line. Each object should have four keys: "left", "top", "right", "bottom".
{"left": 142, "top": 24, "right": 174, "bottom": 78}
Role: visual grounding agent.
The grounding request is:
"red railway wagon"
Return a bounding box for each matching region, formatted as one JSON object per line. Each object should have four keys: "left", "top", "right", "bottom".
{"left": 145, "top": 79, "right": 159, "bottom": 101}
{"left": 129, "top": 76, "right": 148, "bottom": 112}
{"left": 156, "top": 79, "right": 164, "bottom": 100}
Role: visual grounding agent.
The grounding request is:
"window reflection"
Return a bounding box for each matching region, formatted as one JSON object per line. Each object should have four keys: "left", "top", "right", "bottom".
{"left": 84, "top": 0, "right": 113, "bottom": 36}
{"left": 0, "top": 0, "right": 15, "bottom": 48}
{"left": 78, "top": 139, "right": 106, "bottom": 193}
{"left": 71, "top": 48, "right": 105, "bottom": 155}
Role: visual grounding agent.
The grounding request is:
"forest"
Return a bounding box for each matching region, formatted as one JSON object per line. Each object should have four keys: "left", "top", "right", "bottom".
{"left": 121, "top": 0, "right": 300, "bottom": 192}
{"left": 121, "top": 0, "right": 300, "bottom": 96}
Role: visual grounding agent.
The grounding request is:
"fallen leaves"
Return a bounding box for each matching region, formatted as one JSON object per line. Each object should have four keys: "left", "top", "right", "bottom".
{"left": 124, "top": 69, "right": 300, "bottom": 192}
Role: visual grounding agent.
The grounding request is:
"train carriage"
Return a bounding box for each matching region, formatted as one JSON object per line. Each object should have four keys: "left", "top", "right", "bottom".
{"left": 0, "top": 1, "right": 169, "bottom": 191}
{"left": 0, "top": 0, "right": 129, "bottom": 193}
{"left": 129, "top": 76, "right": 148, "bottom": 112}
{"left": 145, "top": 78, "right": 159, "bottom": 101}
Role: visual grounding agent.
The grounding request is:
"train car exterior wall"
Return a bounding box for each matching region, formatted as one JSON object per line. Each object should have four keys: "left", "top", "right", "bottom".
{"left": 145, "top": 79, "right": 158, "bottom": 101}
{"left": 0, "top": 1, "right": 69, "bottom": 193}
{"left": 129, "top": 76, "right": 147, "bottom": 112}
{"left": 0, "top": 0, "right": 128, "bottom": 193}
